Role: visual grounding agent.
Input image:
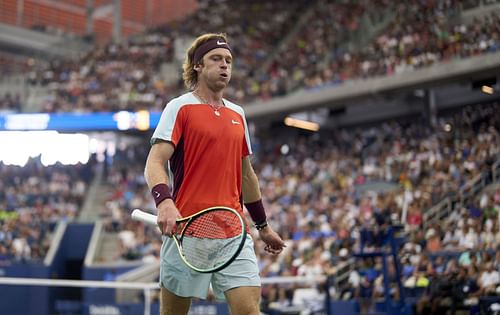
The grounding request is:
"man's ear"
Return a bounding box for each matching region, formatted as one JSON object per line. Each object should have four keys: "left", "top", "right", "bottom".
{"left": 194, "top": 63, "right": 202, "bottom": 72}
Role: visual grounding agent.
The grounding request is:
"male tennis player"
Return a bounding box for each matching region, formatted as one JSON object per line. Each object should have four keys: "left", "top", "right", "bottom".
{"left": 144, "top": 33, "right": 286, "bottom": 315}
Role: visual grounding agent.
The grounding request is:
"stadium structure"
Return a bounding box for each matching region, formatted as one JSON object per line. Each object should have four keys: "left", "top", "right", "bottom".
{"left": 0, "top": 1, "right": 500, "bottom": 315}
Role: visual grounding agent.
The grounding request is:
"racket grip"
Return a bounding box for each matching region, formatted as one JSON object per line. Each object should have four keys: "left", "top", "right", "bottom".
{"left": 132, "top": 209, "right": 158, "bottom": 226}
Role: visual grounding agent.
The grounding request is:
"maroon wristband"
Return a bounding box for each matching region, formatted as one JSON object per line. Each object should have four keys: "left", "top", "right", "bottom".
{"left": 151, "top": 183, "right": 172, "bottom": 207}
{"left": 244, "top": 199, "right": 267, "bottom": 225}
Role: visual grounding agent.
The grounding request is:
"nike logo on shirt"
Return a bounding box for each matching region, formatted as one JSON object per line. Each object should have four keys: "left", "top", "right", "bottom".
{"left": 231, "top": 120, "right": 240, "bottom": 125}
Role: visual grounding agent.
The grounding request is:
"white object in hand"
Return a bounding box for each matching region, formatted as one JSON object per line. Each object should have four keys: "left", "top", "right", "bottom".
{"left": 131, "top": 209, "right": 158, "bottom": 226}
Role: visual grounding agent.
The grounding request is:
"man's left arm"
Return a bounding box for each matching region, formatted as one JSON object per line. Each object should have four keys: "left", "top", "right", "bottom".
{"left": 242, "top": 156, "right": 285, "bottom": 254}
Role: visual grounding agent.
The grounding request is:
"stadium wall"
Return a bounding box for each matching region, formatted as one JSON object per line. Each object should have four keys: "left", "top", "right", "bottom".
{"left": 83, "top": 265, "right": 143, "bottom": 305}
{"left": 49, "top": 224, "right": 94, "bottom": 314}
{"left": 0, "top": 263, "right": 50, "bottom": 315}
{"left": 0, "top": 223, "right": 94, "bottom": 315}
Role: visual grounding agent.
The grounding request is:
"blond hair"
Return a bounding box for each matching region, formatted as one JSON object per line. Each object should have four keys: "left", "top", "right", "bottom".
{"left": 182, "top": 33, "right": 229, "bottom": 90}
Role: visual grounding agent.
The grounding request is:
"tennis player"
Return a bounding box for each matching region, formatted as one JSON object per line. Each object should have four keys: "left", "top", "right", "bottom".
{"left": 144, "top": 33, "right": 286, "bottom": 315}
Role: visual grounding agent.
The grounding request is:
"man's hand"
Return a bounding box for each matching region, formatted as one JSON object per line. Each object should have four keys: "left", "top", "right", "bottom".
{"left": 157, "top": 199, "right": 181, "bottom": 237}
{"left": 258, "top": 225, "right": 286, "bottom": 255}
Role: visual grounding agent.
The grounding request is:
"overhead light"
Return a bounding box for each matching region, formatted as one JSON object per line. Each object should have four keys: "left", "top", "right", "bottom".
{"left": 472, "top": 77, "right": 496, "bottom": 91}
{"left": 284, "top": 117, "right": 320, "bottom": 132}
{"left": 482, "top": 85, "right": 494, "bottom": 94}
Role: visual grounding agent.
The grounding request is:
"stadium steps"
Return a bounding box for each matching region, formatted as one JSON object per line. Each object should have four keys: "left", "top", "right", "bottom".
{"left": 461, "top": 1, "right": 500, "bottom": 24}
{"left": 115, "top": 262, "right": 160, "bottom": 303}
{"left": 0, "top": 22, "right": 91, "bottom": 58}
{"left": 94, "top": 232, "right": 122, "bottom": 264}
{"left": 0, "top": 74, "right": 27, "bottom": 105}
{"left": 24, "top": 84, "right": 51, "bottom": 112}
{"left": 80, "top": 173, "right": 126, "bottom": 263}
{"left": 324, "top": 6, "right": 395, "bottom": 67}
{"left": 424, "top": 157, "right": 500, "bottom": 228}
{"left": 347, "top": 7, "right": 395, "bottom": 52}
{"left": 257, "top": 1, "right": 316, "bottom": 74}
{"left": 79, "top": 163, "right": 105, "bottom": 222}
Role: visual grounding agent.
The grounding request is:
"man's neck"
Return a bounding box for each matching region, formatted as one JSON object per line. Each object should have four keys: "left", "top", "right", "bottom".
{"left": 194, "top": 85, "right": 224, "bottom": 105}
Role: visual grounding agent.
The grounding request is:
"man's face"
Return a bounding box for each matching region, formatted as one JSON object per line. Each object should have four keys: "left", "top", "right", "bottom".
{"left": 198, "top": 48, "right": 232, "bottom": 90}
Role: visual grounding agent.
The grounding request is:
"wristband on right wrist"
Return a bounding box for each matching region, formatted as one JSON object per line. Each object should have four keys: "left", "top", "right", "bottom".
{"left": 151, "top": 183, "right": 172, "bottom": 207}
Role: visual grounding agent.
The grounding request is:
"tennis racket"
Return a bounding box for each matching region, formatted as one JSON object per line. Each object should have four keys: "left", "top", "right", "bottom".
{"left": 131, "top": 207, "right": 246, "bottom": 273}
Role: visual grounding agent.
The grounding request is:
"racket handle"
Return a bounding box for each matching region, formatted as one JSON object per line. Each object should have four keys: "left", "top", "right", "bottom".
{"left": 131, "top": 209, "right": 158, "bottom": 226}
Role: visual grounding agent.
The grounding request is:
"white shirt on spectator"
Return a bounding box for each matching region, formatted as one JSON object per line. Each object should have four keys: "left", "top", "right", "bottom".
{"left": 461, "top": 228, "right": 479, "bottom": 249}
{"left": 12, "top": 237, "right": 31, "bottom": 260}
{"left": 118, "top": 230, "right": 136, "bottom": 249}
{"left": 480, "top": 270, "right": 500, "bottom": 289}
{"left": 348, "top": 270, "right": 361, "bottom": 288}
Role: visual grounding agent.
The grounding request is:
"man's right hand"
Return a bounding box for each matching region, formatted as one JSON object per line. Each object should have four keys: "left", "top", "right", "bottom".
{"left": 157, "top": 199, "right": 181, "bottom": 237}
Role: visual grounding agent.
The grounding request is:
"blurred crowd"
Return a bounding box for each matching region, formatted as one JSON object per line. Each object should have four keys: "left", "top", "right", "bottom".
{"left": 86, "top": 102, "right": 499, "bottom": 312}
{"left": 0, "top": 52, "right": 35, "bottom": 78}
{"left": 19, "top": 0, "right": 310, "bottom": 113}
{"left": 0, "top": 93, "right": 22, "bottom": 113}
{"left": 0, "top": 101, "right": 498, "bottom": 311}
{"left": 0, "top": 159, "right": 94, "bottom": 264}
{"left": 2, "top": 0, "right": 499, "bottom": 113}
{"left": 256, "top": 103, "right": 499, "bottom": 311}
{"left": 0, "top": 0, "right": 500, "bottom": 312}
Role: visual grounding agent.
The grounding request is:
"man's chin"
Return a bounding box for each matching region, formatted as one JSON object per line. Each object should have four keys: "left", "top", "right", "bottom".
{"left": 214, "top": 81, "right": 229, "bottom": 90}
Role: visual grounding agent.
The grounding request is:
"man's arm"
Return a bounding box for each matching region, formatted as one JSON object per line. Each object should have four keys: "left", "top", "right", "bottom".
{"left": 144, "top": 141, "right": 173, "bottom": 187}
{"left": 241, "top": 156, "right": 262, "bottom": 203}
{"left": 144, "top": 141, "right": 180, "bottom": 236}
{"left": 242, "top": 156, "right": 285, "bottom": 254}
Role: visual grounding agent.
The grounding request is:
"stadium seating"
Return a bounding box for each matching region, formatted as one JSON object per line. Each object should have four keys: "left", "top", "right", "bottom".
{"left": 1, "top": 1, "right": 500, "bottom": 314}
{"left": 72, "top": 102, "right": 499, "bottom": 314}
{"left": 0, "top": 159, "right": 95, "bottom": 263}
{"left": 8, "top": 0, "right": 500, "bottom": 112}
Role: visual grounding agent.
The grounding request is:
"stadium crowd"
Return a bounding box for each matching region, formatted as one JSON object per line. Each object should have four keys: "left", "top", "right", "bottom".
{"left": 255, "top": 103, "right": 499, "bottom": 311}
{"left": 3, "top": 0, "right": 498, "bottom": 113}
{"left": 1, "top": 0, "right": 500, "bottom": 313}
{"left": 0, "top": 93, "right": 21, "bottom": 113}
{"left": 85, "top": 102, "right": 499, "bottom": 312}
{"left": 0, "top": 159, "right": 94, "bottom": 264}
{"left": 0, "top": 100, "right": 498, "bottom": 311}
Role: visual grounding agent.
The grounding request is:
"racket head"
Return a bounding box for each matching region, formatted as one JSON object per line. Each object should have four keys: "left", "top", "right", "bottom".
{"left": 173, "top": 206, "right": 246, "bottom": 273}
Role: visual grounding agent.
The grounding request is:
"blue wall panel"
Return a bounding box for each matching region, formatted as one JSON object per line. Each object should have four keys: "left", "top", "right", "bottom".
{"left": 0, "top": 263, "right": 50, "bottom": 315}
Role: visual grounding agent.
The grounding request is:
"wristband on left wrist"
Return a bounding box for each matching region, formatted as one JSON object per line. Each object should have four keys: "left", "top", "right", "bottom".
{"left": 245, "top": 199, "right": 267, "bottom": 225}
{"left": 255, "top": 221, "right": 268, "bottom": 231}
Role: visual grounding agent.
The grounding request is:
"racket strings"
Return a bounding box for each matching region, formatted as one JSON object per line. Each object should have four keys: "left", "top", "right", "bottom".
{"left": 185, "top": 211, "right": 241, "bottom": 238}
{"left": 180, "top": 210, "right": 244, "bottom": 270}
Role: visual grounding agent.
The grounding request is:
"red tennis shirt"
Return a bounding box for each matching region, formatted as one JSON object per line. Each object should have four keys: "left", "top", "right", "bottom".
{"left": 151, "top": 92, "right": 252, "bottom": 218}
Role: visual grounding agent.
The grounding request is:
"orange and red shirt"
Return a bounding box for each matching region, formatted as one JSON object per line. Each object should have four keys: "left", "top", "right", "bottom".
{"left": 151, "top": 92, "right": 252, "bottom": 218}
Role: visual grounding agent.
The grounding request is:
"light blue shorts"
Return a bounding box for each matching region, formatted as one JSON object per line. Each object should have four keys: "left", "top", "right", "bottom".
{"left": 159, "top": 234, "right": 260, "bottom": 301}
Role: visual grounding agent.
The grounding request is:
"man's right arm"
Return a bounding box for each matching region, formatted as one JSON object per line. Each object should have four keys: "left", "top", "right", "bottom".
{"left": 144, "top": 141, "right": 174, "bottom": 187}
{"left": 144, "top": 141, "right": 180, "bottom": 236}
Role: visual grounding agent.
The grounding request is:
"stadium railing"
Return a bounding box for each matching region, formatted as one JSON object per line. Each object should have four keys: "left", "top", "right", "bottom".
{"left": 0, "top": 275, "right": 328, "bottom": 315}
{"left": 83, "top": 220, "right": 103, "bottom": 267}
{"left": 114, "top": 260, "right": 354, "bottom": 305}
{"left": 458, "top": 173, "right": 488, "bottom": 210}
{"left": 423, "top": 198, "right": 453, "bottom": 229}
{"left": 424, "top": 157, "right": 500, "bottom": 228}
{"left": 44, "top": 221, "right": 68, "bottom": 266}
{"left": 115, "top": 262, "right": 160, "bottom": 303}
{"left": 0, "top": 277, "right": 157, "bottom": 315}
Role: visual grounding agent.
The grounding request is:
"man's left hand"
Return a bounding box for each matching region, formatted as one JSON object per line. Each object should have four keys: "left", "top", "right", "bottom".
{"left": 258, "top": 225, "right": 286, "bottom": 255}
